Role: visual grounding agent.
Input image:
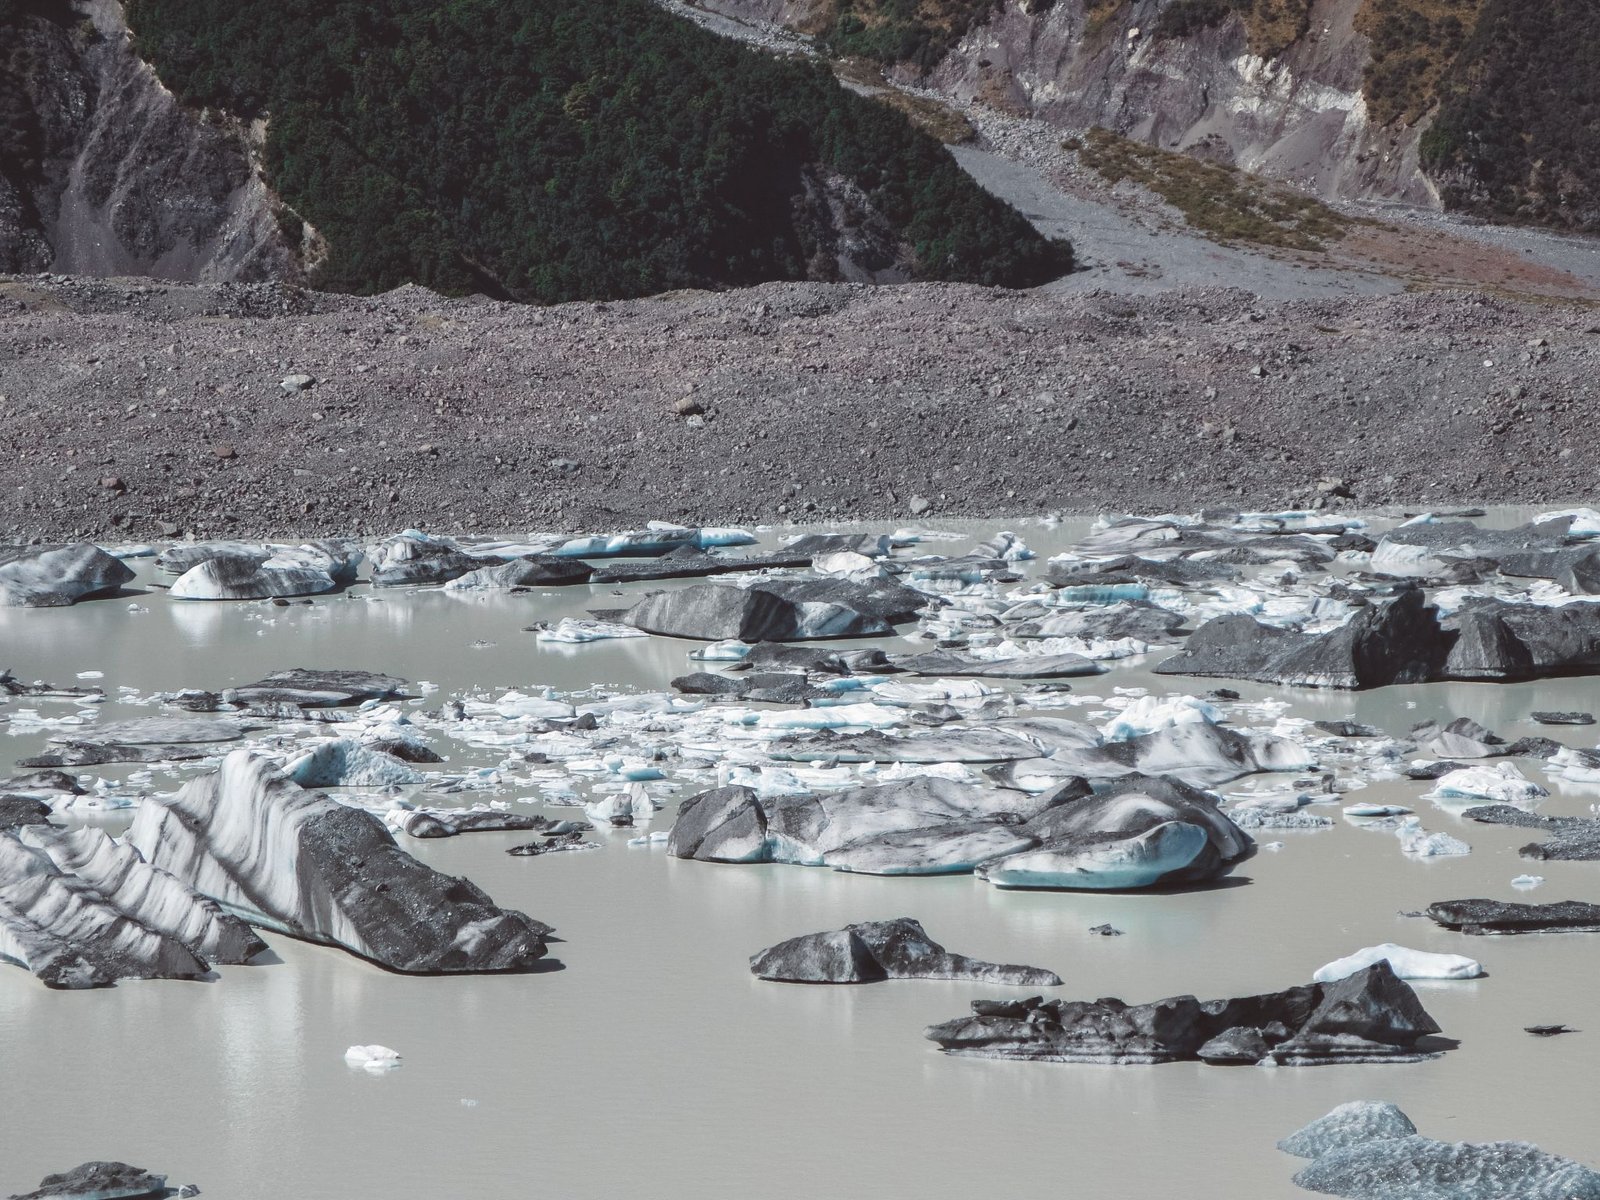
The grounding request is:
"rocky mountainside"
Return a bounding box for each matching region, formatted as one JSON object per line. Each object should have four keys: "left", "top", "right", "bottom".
{"left": 0, "top": 0, "right": 298, "bottom": 280}
{"left": 698, "top": 0, "right": 1600, "bottom": 230}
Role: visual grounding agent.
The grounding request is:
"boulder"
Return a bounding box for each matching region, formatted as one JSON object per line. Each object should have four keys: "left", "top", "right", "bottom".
{"left": 0, "top": 544, "right": 135, "bottom": 607}
{"left": 925, "top": 961, "right": 1442, "bottom": 1065}
{"left": 750, "top": 918, "right": 1061, "bottom": 986}
{"left": 126, "top": 752, "right": 551, "bottom": 973}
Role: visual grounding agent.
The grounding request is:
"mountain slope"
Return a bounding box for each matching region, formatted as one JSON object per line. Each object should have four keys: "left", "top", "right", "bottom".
{"left": 0, "top": 0, "right": 295, "bottom": 279}
{"left": 699, "top": 0, "right": 1600, "bottom": 231}
{"left": 122, "top": 0, "right": 1072, "bottom": 301}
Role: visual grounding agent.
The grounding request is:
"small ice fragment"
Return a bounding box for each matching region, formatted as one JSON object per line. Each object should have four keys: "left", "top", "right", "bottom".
{"left": 1343, "top": 802, "right": 1412, "bottom": 818}
{"left": 461, "top": 1098, "right": 479, "bottom": 1108}
{"left": 344, "top": 1045, "right": 402, "bottom": 1072}
{"left": 75, "top": 670, "right": 105, "bottom": 680}
{"left": 1511, "top": 874, "right": 1545, "bottom": 890}
{"left": 1396, "top": 817, "right": 1470, "bottom": 857}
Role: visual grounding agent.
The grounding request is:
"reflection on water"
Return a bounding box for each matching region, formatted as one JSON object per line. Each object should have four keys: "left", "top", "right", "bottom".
{"left": 2, "top": 515, "right": 1599, "bottom": 1199}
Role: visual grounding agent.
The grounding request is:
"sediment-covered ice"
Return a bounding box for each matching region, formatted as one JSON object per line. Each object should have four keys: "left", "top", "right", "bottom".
{"left": 127, "top": 752, "right": 551, "bottom": 973}
{"left": 751, "top": 917, "right": 1060, "bottom": 985}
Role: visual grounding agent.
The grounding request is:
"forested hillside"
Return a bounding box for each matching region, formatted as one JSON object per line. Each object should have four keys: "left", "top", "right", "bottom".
{"left": 1423, "top": 0, "right": 1600, "bottom": 230}
{"left": 123, "top": 0, "right": 1072, "bottom": 302}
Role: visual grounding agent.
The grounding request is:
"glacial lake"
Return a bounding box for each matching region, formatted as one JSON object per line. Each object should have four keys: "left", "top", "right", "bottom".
{"left": 2, "top": 514, "right": 1598, "bottom": 1199}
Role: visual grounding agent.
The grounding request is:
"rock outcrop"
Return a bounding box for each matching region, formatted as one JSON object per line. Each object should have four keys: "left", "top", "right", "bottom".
{"left": 750, "top": 918, "right": 1061, "bottom": 986}
{"left": 126, "top": 751, "right": 551, "bottom": 973}
{"left": 925, "top": 961, "right": 1443, "bottom": 1065}
{"left": 0, "top": 0, "right": 296, "bottom": 281}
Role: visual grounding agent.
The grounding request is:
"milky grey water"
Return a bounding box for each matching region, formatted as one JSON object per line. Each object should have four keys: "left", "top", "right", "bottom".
{"left": 2, "top": 517, "right": 1598, "bottom": 1199}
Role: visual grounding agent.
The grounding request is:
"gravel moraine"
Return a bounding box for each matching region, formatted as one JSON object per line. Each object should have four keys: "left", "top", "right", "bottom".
{"left": 0, "top": 273, "right": 1597, "bottom": 542}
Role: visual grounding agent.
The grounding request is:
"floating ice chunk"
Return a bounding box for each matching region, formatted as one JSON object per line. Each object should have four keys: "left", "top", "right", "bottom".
{"left": 1396, "top": 817, "right": 1471, "bottom": 857}
{"left": 75, "top": 670, "right": 105, "bottom": 680}
{"left": 870, "top": 679, "right": 997, "bottom": 705}
{"left": 286, "top": 740, "right": 423, "bottom": 789}
{"left": 1537, "top": 507, "right": 1600, "bottom": 538}
{"left": 344, "top": 1045, "right": 402, "bottom": 1072}
{"left": 1101, "top": 695, "right": 1220, "bottom": 742}
{"left": 689, "top": 640, "right": 753, "bottom": 662}
{"left": 1344, "top": 802, "right": 1413, "bottom": 818}
{"left": 1548, "top": 747, "right": 1600, "bottom": 783}
{"left": 1511, "top": 874, "right": 1545, "bottom": 890}
{"left": 720, "top": 702, "right": 904, "bottom": 731}
{"left": 814, "top": 550, "right": 888, "bottom": 580}
{"left": 628, "top": 831, "right": 670, "bottom": 846}
{"left": 491, "top": 691, "right": 577, "bottom": 721}
{"left": 585, "top": 784, "right": 656, "bottom": 827}
{"left": 1049, "top": 583, "right": 1149, "bottom": 605}
{"left": 1313, "top": 943, "right": 1484, "bottom": 983}
{"left": 694, "top": 526, "right": 759, "bottom": 548}
{"left": 981, "top": 822, "right": 1210, "bottom": 891}
{"left": 1427, "top": 763, "right": 1548, "bottom": 808}
{"left": 534, "top": 618, "right": 647, "bottom": 644}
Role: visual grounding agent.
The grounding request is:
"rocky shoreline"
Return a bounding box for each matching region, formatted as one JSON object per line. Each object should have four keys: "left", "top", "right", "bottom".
{"left": 0, "top": 273, "right": 1597, "bottom": 543}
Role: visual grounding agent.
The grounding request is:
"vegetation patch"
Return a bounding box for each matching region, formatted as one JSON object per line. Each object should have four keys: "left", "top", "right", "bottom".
{"left": 1077, "top": 127, "right": 1355, "bottom": 250}
{"left": 1353, "top": 0, "right": 1485, "bottom": 127}
{"left": 1423, "top": 0, "right": 1600, "bottom": 230}
{"left": 808, "top": 0, "right": 1000, "bottom": 72}
{"left": 124, "top": 0, "right": 1070, "bottom": 303}
{"left": 869, "top": 90, "right": 976, "bottom": 144}
{"left": 1152, "top": 0, "right": 1310, "bottom": 59}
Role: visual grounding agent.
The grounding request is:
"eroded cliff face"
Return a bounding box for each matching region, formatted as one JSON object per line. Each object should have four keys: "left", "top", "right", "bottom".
{"left": 697, "top": 0, "right": 1439, "bottom": 207}
{"left": 0, "top": 0, "right": 298, "bottom": 280}
{"left": 936, "top": 0, "right": 1437, "bottom": 203}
